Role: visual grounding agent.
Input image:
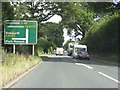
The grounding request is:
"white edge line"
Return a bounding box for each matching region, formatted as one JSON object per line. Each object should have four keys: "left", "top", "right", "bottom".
{"left": 98, "top": 72, "right": 120, "bottom": 84}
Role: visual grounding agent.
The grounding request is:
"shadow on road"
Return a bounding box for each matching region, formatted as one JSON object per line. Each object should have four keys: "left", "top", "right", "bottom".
{"left": 41, "top": 55, "right": 119, "bottom": 67}
{"left": 41, "top": 56, "right": 75, "bottom": 63}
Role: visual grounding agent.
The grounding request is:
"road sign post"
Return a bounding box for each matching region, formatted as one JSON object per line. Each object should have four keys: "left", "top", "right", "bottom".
{"left": 4, "top": 20, "right": 38, "bottom": 55}
{"left": 32, "top": 45, "right": 34, "bottom": 56}
{"left": 13, "top": 45, "right": 15, "bottom": 54}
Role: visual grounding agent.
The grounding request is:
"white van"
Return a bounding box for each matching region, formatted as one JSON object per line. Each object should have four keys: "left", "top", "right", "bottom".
{"left": 56, "top": 47, "right": 64, "bottom": 55}
{"left": 72, "top": 44, "right": 87, "bottom": 59}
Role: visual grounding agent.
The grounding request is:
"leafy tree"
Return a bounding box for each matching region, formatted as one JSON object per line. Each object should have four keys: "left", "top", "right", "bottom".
{"left": 57, "top": 2, "right": 94, "bottom": 38}
{"left": 35, "top": 38, "right": 56, "bottom": 54}
{"left": 2, "top": 2, "right": 15, "bottom": 52}
{"left": 2, "top": 2, "right": 14, "bottom": 21}
{"left": 6, "top": 2, "right": 95, "bottom": 38}
{"left": 11, "top": 2, "right": 30, "bottom": 19}
{"left": 63, "top": 40, "right": 75, "bottom": 51}
{"left": 39, "top": 22, "right": 64, "bottom": 47}
{"left": 86, "top": 2, "right": 120, "bottom": 20}
{"left": 87, "top": 2, "right": 120, "bottom": 14}
{"left": 12, "top": 2, "right": 61, "bottom": 22}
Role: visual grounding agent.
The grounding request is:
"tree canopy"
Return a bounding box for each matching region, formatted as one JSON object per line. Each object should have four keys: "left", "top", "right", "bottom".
{"left": 2, "top": 1, "right": 119, "bottom": 55}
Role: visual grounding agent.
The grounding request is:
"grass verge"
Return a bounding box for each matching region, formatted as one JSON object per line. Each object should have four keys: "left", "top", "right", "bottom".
{"left": 38, "top": 54, "right": 50, "bottom": 57}
{"left": 1, "top": 53, "right": 41, "bottom": 87}
{"left": 90, "top": 53, "right": 118, "bottom": 63}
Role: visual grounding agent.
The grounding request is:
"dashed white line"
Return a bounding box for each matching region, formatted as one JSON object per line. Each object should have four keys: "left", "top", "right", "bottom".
{"left": 73, "top": 59, "right": 77, "bottom": 62}
{"left": 75, "top": 63, "right": 93, "bottom": 69}
{"left": 74, "top": 59, "right": 119, "bottom": 84}
{"left": 98, "top": 72, "right": 120, "bottom": 84}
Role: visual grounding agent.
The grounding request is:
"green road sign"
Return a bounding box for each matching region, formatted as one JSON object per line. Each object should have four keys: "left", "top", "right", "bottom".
{"left": 4, "top": 20, "right": 38, "bottom": 45}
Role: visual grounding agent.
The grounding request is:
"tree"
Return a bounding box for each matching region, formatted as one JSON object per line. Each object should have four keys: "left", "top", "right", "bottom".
{"left": 11, "top": 2, "right": 30, "bottom": 19}
{"left": 2, "top": 2, "right": 14, "bottom": 22}
{"left": 12, "top": 2, "right": 61, "bottom": 22}
{"left": 9, "top": 2, "right": 95, "bottom": 38}
{"left": 57, "top": 2, "right": 94, "bottom": 38}
{"left": 35, "top": 38, "right": 56, "bottom": 54}
{"left": 63, "top": 40, "right": 75, "bottom": 51}
{"left": 87, "top": 2, "right": 120, "bottom": 19}
{"left": 39, "top": 22, "right": 64, "bottom": 47}
{"left": 87, "top": 2, "right": 120, "bottom": 14}
{"left": 2, "top": 2, "right": 15, "bottom": 52}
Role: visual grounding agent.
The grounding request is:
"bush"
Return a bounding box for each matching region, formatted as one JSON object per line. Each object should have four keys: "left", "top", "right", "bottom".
{"left": 35, "top": 38, "right": 56, "bottom": 54}
{"left": 82, "top": 13, "right": 119, "bottom": 54}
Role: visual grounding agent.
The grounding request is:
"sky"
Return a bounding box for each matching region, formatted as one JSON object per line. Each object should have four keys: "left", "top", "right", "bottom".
{"left": 44, "top": 14, "right": 62, "bottom": 23}
{"left": 45, "top": 14, "right": 70, "bottom": 45}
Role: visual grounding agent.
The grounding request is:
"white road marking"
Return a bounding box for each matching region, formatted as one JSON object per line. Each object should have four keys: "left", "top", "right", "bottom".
{"left": 75, "top": 63, "right": 93, "bottom": 69}
{"left": 73, "top": 59, "right": 77, "bottom": 62}
{"left": 48, "top": 55, "right": 72, "bottom": 58}
{"left": 98, "top": 72, "right": 120, "bottom": 84}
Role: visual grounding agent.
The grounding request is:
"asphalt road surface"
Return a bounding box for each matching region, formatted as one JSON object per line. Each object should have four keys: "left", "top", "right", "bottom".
{"left": 10, "top": 55, "right": 119, "bottom": 88}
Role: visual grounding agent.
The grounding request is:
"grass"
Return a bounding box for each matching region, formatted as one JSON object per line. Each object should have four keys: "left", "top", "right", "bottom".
{"left": 1, "top": 53, "right": 42, "bottom": 87}
{"left": 39, "top": 54, "right": 50, "bottom": 57}
{"left": 90, "top": 53, "right": 118, "bottom": 63}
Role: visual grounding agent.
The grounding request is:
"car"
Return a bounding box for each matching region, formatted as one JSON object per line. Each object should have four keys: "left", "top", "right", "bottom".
{"left": 77, "top": 51, "right": 90, "bottom": 60}
{"left": 63, "top": 50, "right": 68, "bottom": 55}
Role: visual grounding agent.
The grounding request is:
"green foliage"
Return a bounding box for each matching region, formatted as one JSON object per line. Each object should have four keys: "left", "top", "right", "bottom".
{"left": 82, "top": 13, "right": 119, "bottom": 54}
{"left": 87, "top": 2, "right": 120, "bottom": 14}
{"left": 21, "top": 2, "right": 61, "bottom": 22}
{"left": 38, "top": 22, "right": 64, "bottom": 47}
{"left": 12, "top": 3, "right": 30, "bottom": 19}
{"left": 2, "top": 2, "right": 119, "bottom": 56}
{"left": 63, "top": 40, "right": 75, "bottom": 50}
{"left": 59, "top": 2, "right": 94, "bottom": 37}
{"left": 35, "top": 38, "right": 56, "bottom": 54}
{"left": 2, "top": 2, "right": 14, "bottom": 22}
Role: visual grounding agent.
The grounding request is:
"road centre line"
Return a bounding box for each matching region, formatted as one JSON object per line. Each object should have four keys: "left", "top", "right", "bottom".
{"left": 98, "top": 72, "right": 120, "bottom": 84}
{"left": 75, "top": 63, "right": 93, "bottom": 69}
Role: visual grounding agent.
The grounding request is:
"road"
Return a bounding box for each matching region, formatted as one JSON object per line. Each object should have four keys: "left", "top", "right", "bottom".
{"left": 10, "top": 55, "right": 119, "bottom": 88}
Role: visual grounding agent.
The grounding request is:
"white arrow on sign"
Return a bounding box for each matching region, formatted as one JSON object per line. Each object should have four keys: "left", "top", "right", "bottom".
{"left": 12, "top": 29, "right": 28, "bottom": 44}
